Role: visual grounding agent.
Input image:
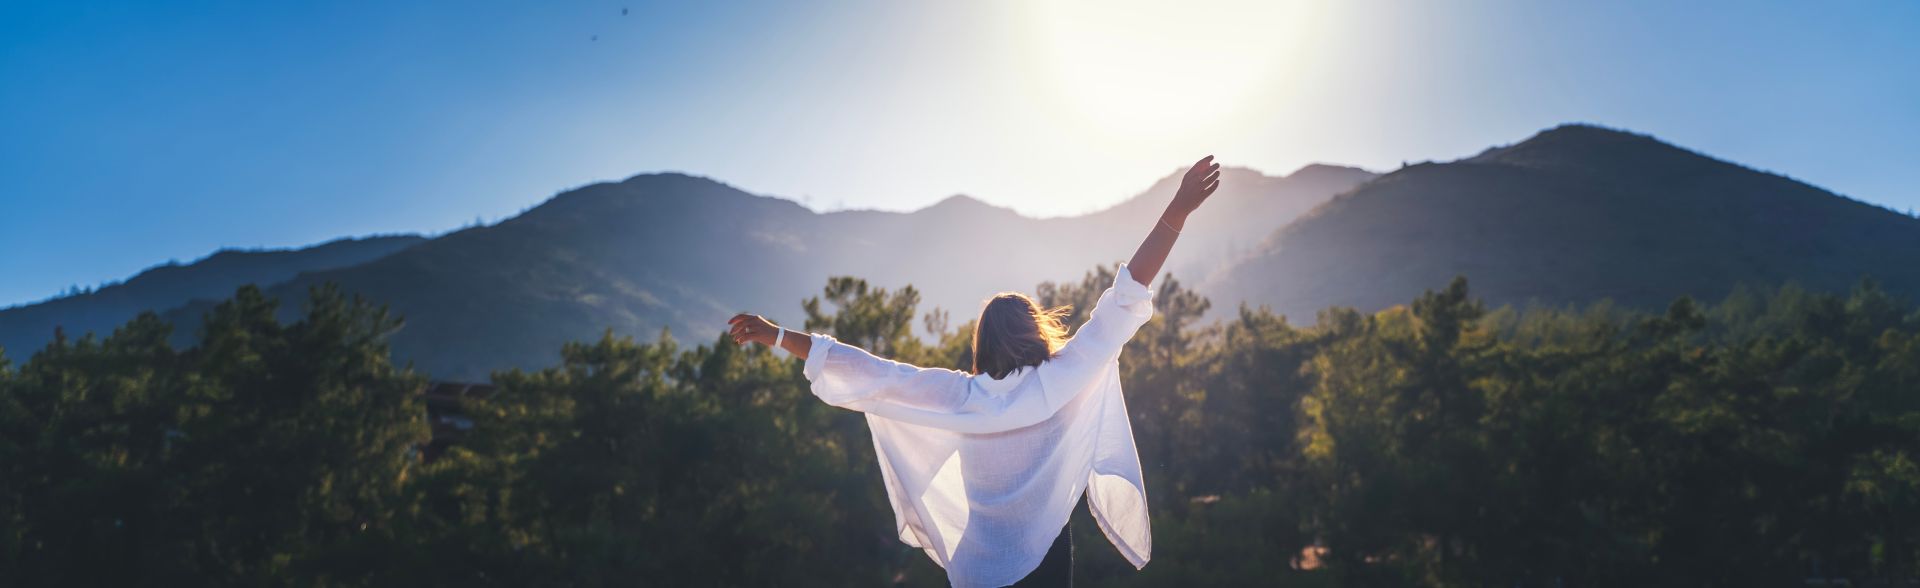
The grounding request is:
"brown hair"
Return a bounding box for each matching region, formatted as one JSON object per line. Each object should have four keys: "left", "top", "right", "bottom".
{"left": 971, "top": 292, "right": 1072, "bottom": 379}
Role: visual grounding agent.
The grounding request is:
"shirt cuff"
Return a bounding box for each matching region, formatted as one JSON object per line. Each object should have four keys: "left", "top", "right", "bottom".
{"left": 802, "top": 333, "right": 837, "bottom": 383}
{"left": 1112, "top": 263, "right": 1154, "bottom": 305}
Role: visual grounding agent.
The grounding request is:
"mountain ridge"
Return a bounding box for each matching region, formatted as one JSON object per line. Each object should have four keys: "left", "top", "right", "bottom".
{"left": 10, "top": 123, "right": 1912, "bottom": 380}
{"left": 185, "top": 163, "right": 1367, "bottom": 378}
{"left": 0, "top": 234, "right": 426, "bottom": 356}
{"left": 1206, "top": 124, "right": 1920, "bottom": 322}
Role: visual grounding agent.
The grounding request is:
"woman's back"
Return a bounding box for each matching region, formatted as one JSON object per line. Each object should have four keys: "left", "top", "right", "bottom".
{"left": 725, "top": 155, "right": 1221, "bottom": 586}
{"left": 796, "top": 264, "right": 1156, "bottom": 587}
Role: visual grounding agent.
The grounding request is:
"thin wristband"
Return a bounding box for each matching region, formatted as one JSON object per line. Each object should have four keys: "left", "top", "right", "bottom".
{"left": 1159, "top": 216, "right": 1182, "bottom": 234}
{"left": 772, "top": 327, "right": 785, "bottom": 351}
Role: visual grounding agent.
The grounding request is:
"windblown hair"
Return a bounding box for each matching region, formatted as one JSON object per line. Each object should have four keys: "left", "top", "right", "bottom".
{"left": 971, "top": 292, "right": 1072, "bottom": 379}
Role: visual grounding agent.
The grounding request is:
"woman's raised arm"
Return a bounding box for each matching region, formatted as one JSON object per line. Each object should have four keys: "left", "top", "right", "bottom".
{"left": 1125, "top": 155, "right": 1220, "bottom": 287}
{"left": 1051, "top": 156, "right": 1217, "bottom": 366}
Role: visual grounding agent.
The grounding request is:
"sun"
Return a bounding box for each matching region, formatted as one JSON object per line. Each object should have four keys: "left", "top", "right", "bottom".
{"left": 1014, "top": 0, "right": 1325, "bottom": 140}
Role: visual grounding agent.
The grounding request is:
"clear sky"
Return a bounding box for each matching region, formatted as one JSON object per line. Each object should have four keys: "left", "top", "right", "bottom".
{"left": 2, "top": 0, "right": 1916, "bottom": 307}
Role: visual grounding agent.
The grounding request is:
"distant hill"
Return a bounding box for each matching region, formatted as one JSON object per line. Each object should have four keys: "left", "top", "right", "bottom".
{"left": 0, "top": 235, "right": 424, "bottom": 357}
{"left": 20, "top": 123, "right": 1908, "bottom": 380}
{"left": 1205, "top": 124, "right": 1920, "bottom": 321}
{"left": 137, "top": 165, "right": 1369, "bottom": 379}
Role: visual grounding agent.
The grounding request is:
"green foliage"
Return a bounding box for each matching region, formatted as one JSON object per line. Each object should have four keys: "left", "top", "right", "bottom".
{"left": 803, "top": 277, "right": 921, "bottom": 358}
{"left": 3, "top": 272, "right": 1918, "bottom": 586}
{"left": 0, "top": 285, "right": 425, "bottom": 585}
{"left": 392, "top": 329, "right": 914, "bottom": 586}
{"left": 805, "top": 276, "right": 970, "bottom": 370}
{"left": 1282, "top": 277, "right": 1920, "bottom": 586}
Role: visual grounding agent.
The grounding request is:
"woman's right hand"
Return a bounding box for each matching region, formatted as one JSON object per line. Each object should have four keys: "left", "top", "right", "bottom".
{"left": 1167, "top": 155, "right": 1221, "bottom": 219}
{"left": 728, "top": 313, "right": 780, "bottom": 347}
{"left": 729, "top": 313, "right": 813, "bottom": 359}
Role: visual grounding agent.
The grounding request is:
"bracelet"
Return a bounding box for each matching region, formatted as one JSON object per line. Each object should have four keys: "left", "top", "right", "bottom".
{"left": 1159, "top": 217, "right": 1182, "bottom": 234}
{"left": 772, "top": 327, "right": 785, "bottom": 351}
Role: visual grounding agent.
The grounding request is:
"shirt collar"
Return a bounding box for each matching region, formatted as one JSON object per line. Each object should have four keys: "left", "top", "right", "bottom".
{"left": 973, "top": 365, "right": 1031, "bottom": 395}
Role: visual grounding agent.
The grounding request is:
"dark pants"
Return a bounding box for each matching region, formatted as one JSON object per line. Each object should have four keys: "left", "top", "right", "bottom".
{"left": 1009, "top": 524, "right": 1071, "bottom": 587}
{"left": 1009, "top": 499, "right": 1081, "bottom": 587}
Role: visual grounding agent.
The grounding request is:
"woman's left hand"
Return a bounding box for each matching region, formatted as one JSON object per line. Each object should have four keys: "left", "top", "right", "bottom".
{"left": 727, "top": 313, "right": 780, "bottom": 346}
{"left": 1167, "top": 155, "right": 1221, "bottom": 219}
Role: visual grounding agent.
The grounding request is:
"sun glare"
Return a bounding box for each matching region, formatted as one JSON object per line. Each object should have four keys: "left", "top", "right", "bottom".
{"left": 1015, "top": 0, "right": 1323, "bottom": 142}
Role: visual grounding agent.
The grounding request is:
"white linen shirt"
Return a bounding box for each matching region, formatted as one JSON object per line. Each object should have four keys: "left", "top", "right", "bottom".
{"left": 802, "top": 264, "right": 1155, "bottom": 588}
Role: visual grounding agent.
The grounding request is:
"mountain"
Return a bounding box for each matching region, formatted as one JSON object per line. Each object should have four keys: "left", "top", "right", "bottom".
{"left": 28, "top": 123, "right": 1905, "bottom": 380}
{"left": 1081, "top": 163, "right": 1380, "bottom": 273}
{"left": 1205, "top": 124, "right": 1920, "bottom": 322}
{"left": 127, "top": 165, "right": 1370, "bottom": 379}
{"left": 0, "top": 235, "right": 425, "bottom": 357}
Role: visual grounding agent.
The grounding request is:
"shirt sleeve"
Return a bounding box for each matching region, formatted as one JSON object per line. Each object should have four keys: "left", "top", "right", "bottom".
{"left": 802, "top": 333, "right": 973, "bottom": 413}
{"left": 1057, "top": 263, "right": 1155, "bottom": 365}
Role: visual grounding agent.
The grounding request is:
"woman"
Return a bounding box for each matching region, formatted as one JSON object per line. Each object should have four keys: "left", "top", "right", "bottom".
{"left": 727, "top": 155, "right": 1220, "bottom": 587}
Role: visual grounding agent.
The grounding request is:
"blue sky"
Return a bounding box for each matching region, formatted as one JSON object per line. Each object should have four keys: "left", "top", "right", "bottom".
{"left": 2, "top": 0, "right": 1916, "bottom": 307}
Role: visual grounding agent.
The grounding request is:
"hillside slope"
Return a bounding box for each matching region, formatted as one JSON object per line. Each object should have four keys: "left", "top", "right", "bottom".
{"left": 153, "top": 166, "right": 1368, "bottom": 379}
{"left": 1206, "top": 125, "right": 1920, "bottom": 321}
{"left": 0, "top": 235, "right": 424, "bottom": 357}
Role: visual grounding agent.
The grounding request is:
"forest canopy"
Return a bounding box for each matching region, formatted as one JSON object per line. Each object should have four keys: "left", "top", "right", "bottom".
{"left": 2, "top": 271, "right": 1917, "bottom": 586}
